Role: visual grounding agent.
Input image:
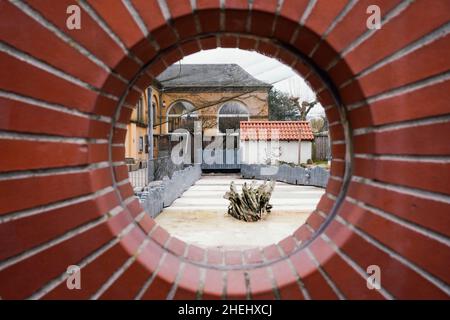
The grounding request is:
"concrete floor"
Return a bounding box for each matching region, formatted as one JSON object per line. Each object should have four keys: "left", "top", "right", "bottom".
{"left": 155, "top": 174, "right": 325, "bottom": 249}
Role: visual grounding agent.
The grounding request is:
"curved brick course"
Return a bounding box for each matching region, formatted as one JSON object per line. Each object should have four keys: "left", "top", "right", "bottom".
{"left": 0, "top": 0, "right": 449, "bottom": 299}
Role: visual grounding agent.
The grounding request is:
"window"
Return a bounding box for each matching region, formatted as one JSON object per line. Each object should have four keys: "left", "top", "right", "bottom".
{"left": 218, "top": 101, "right": 249, "bottom": 133}
{"left": 136, "top": 98, "right": 144, "bottom": 124}
{"left": 138, "top": 136, "right": 144, "bottom": 152}
{"left": 152, "top": 102, "right": 157, "bottom": 125}
{"left": 145, "top": 134, "right": 149, "bottom": 154}
{"left": 167, "top": 101, "right": 198, "bottom": 133}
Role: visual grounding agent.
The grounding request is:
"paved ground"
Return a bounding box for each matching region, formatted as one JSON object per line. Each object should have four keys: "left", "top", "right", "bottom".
{"left": 155, "top": 174, "right": 324, "bottom": 249}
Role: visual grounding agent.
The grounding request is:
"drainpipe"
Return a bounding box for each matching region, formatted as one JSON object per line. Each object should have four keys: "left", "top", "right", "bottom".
{"left": 159, "top": 92, "right": 164, "bottom": 157}
{"left": 147, "top": 87, "right": 154, "bottom": 182}
{"left": 297, "top": 124, "right": 302, "bottom": 164}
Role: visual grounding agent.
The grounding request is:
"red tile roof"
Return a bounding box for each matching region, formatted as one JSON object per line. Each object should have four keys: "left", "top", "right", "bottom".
{"left": 240, "top": 121, "right": 314, "bottom": 141}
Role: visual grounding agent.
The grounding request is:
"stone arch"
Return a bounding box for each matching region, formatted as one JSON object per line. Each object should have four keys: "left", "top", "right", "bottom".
{"left": 0, "top": 0, "right": 448, "bottom": 300}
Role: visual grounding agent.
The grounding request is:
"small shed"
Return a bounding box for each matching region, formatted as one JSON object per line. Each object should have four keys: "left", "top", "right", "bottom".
{"left": 240, "top": 121, "right": 314, "bottom": 165}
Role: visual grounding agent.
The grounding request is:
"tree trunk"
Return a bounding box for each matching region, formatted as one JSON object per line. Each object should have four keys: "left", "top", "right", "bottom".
{"left": 224, "top": 180, "right": 276, "bottom": 222}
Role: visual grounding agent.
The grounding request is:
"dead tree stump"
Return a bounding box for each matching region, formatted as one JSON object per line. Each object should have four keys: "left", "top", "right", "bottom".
{"left": 223, "top": 180, "right": 276, "bottom": 222}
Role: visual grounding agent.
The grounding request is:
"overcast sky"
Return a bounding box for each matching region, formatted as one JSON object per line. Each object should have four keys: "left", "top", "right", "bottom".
{"left": 177, "top": 48, "right": 324, "bottom": 116}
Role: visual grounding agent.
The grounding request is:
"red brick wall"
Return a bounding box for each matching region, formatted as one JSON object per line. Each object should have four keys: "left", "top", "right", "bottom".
{"left": 0, "top": 0, "right": 449, "bottom": 299}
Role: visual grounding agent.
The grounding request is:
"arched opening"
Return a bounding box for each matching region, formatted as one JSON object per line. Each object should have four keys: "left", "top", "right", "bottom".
{"left": 217, "top": 100, "right": 250, "bottom": 133}
{"left": 166, "top": 100, "right": 198, "bottom": 133}
{"left": 0, "top": 0, "right": 448, "bottom": 300}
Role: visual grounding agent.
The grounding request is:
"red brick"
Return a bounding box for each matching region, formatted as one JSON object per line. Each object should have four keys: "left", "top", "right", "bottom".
{"left": 326, "top": 219, "right": 449, "bottom": 299}
{"left": 172, "top": 15, "right": 198, "bottom": 40}
{"left": 225, "top": 250, "right": 243, "bottom": 265}
{"left": 180, "top": 40, "right": 201, "bottom": 56}
{"left": 250, "top": 10, "right": 275, "bottom": 37}
{"left": 0, "top": 52, "right": 113, "bottom": 116}
{"left": 220, "top": 35, "right": 238, "bottom": 48}
{"left": 353, "top": 157, "right": 450, "bottom": 195}
{"left": 131, "top": 0, "right": 166, "bottom": 31}
{"left": 248, "top": 267, "right": 275, "bottom": 299}
{"left": 243, "top": 248, "right": 264, "bottom": 264}
{"left": 278, "top": 236, "right": 297, "bottom": 255}
{"left": 310, "top": 237, "right": 385, "bottom": 299}
{"left": 166, "top": 0, "right": 192, "bottom": 18}
{"left": 347, "top": 181, "right": 450, "bottom": 237}
{"left": 0, "top": 190, "right": 118, "bottom": 261}
{"left": 279, "top": 0, "right": 309, "bottom": 23}
{"left": 137, "top": 214, "right": 156, "bottom": 234}
{"left": 162, "top": 47, "right": 184, "bottom": 66}
{"left": 0, "top": 213, "right": 126, "bottom": 299}
{"left": 100, "top": 240, "right": 162, "bottom": 299}
{"left": 0, "top": 167, "right": 112, "bottom": 216}
{"left": 114, "top": 165, "right": 129, "bottom": 182}
{"left": 292, "top": 28, "right": 322, "bottom": 57}
{"left": 44, "top": 227, "right": 144, "bottom": 299}
{"left": 226, "top": 270, "right": 247, "bottom": 299}
{"left": 316, "top": 195, "right": 335, "bottom": 215}
{"left": 151, "top": 226, "right": 170, "bottom": 247}
{"left": 329, "top": 123, "right": 345, "bottom": 141}
{"left": 0, "top": 1, "right": 111, "bottom": 90}
{"left": 87, "top": 0, "right": 144, "bottom": 50}
{"left": 206, "top": 248, "right": 223, "bottom": 265}
{"left": 290, "top": 250, "right": 338, "bottom": 299}
{"left": 330, "top": 160, "right": 345, "bottom": 177}
{"left": 25, "top": 0, "right": 125, "bottom": 73}
{"left": 293, "top": 224, "right": 313, "bottom": 242}
{"left": 238, "top": 36, "right": 257, "bottom": 51}
{"left": 263, "top": 244, "right": 281, "bottom": 261}
{"left": 327, "top": 0, "right": 402, "bottom": 53}
{"left": 331, "top": 142, "right": 346, "bottom": 159}
{"left": 325, "top": 178, "right": 342, "bottom": 197}
{"left": 141, "top": 253, "right": 180, "bottom": 299}
{"left": 111, "top": 145, "right": 125, "bottom": 162}
{"left": 173, "top": 263, "right": 201, "bottom": 299}
{"left": 339, "top": 200, "right": 450, "bottom": 284}
{"left": 225, "top": 9, "right": 249, "bottom": 33}
{"left": 197, "top": 9, "right": 221, "bottom": 33}
{"left": 306, "top": 211, "right": 326, "bottom": 231}
{"left": 203, "top": 269, "right": 224, "bottom": 299}
{"left": 166, "top": 237, "right": 187, "bottom": 257}
{"left": 271, "top": 260, "right": 304, "bottom": 300}
{"left": 353, "top": 34, "right": 450, "bottom": 101}
{"left": 351, "top": 79, "right": 450, "bottom": 129}
{"left": 118, "top": 182, "right": 134, "bottom": 200}
{"left": 0, "top": 98, "right": 109, "bottom": 139}
{"left": 0, "top": 140, "right": 107, "bottom": 172}
{"left": 304, "top": 0, "right": 348, "bottom": 35}
{"left": 354, "top": 123, "right": 450, "bottom": 156}
{"left": 187, "top": 245, "right": 206, "bottom": 262}
{"left": 345, "top": 0, "right": 450, "bottom": 75}
{"left": 199, "top": 36, "right": 218, "bottom": 50}
{"left": 126, "top": 198, "right": 143, "bottom": 219}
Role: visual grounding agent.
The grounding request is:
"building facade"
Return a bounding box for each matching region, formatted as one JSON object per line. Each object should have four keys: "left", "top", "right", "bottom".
{"left": 125, "top": 64, "right": 271, "bottom": 170}
{"left": 240, "top": 121, "right": 314, "bottom": 165}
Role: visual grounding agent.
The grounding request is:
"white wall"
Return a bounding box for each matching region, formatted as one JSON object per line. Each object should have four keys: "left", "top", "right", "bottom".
{"left": 241, "top": 140, "right": 312, "bottom": 164}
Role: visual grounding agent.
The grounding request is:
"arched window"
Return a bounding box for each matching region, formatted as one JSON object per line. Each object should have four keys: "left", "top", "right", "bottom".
{"left": 152, "top": 95, "right": 158, "bottom": 125}
{"left": 218, "top": 101, "right": 249, "bottom": 133}
{"left": 167, "top": 101, "right": 198, "bottom": 133}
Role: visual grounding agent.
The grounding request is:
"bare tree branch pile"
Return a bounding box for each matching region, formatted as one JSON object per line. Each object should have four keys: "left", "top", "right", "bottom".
{"left": 223, "top": 180, "right": 276, "bottom": 222}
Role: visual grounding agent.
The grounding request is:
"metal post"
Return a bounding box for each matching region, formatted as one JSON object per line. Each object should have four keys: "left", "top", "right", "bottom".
{"left": 147, "top": 87, "right": 154, "bottom": 182}
{"left": 298, "top": 124, "right": 302, "bottom": 164}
